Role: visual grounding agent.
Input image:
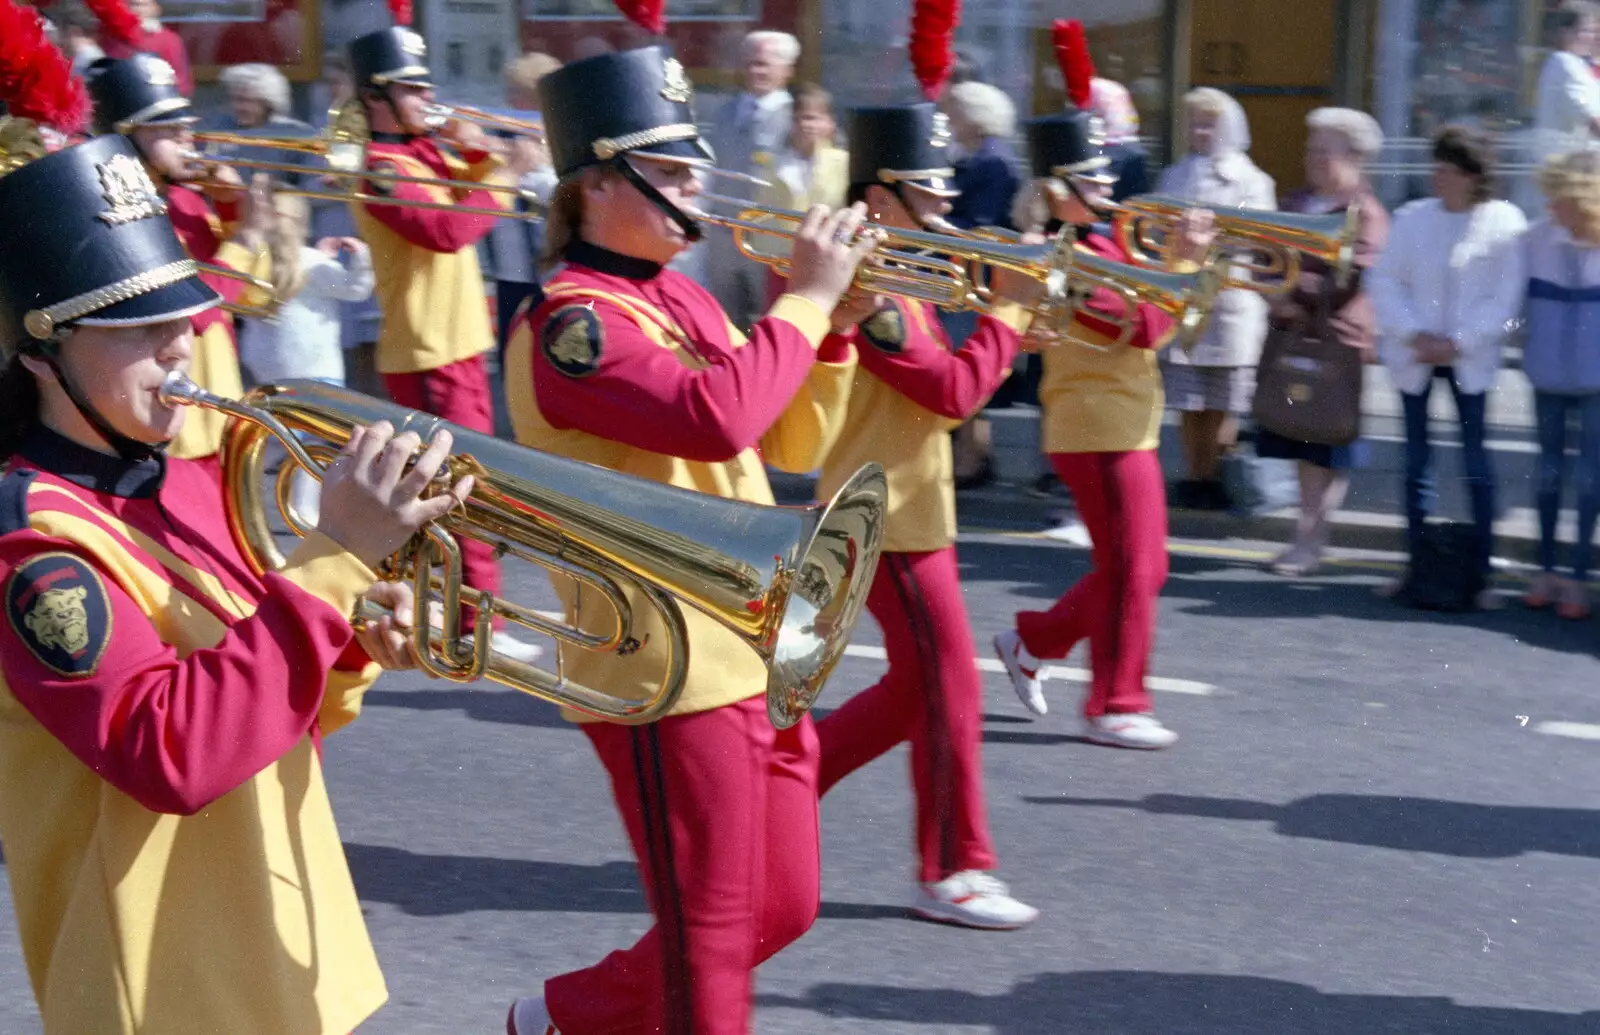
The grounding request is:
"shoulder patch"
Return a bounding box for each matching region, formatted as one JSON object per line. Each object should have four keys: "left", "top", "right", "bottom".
{"left": 0, "top": 468, "right": 38, "bottom": 537}
{"left": 6, "top": 553, "right": 112, "bottom": 679}
{"left": 860, "top": 303, "right": 908, "bottom": 353}
{"left": 541, "top": 305, "right": 604, "bottom": 377}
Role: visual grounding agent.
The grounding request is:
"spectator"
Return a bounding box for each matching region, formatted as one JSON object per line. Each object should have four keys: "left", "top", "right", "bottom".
{"left": 950, "top": 48, "right": 987, "bottom": 87}
{"left": 1369, "top": 125, "right": 1527, "bottom": 604}
{"left": 237, "top": 194, "right": 374, "bottom": 523}
{"left": 1159, "top": 88, "right": 1276, "bottom": 511}
{"left": 1534, "top": 1, "right": 1600, "bottom": 162}
{"left": 203, "top": 64, "right": 317, "bottom": 185}
{"left": 484, "top": 52, "right": 561, "bottom": 360}
{"left": 708, "top": 29, "right": 799, "bottom": 328}
{"left": 1089, "top": 77, "right": 1150, "bottom": 202}
{"left": 941, "top": 80, "right": 1022, "bottom": 487}
{"left": 1258, "top": 107, "right": 1390, "bottom": 577}
{"left": 1521, "top": 149, "right": 1600, "bottom": 619}
{"left": 100, "top": 0, "right": 192, "bottom": 96}
{"left": 944, "top": 81, "right": 1021, "bottom": 231}
{"left": 48, "top": 1, "right": 105, "bottom": 75}
{"left": 758, "top": 83, "right": 848, "bottom": 212}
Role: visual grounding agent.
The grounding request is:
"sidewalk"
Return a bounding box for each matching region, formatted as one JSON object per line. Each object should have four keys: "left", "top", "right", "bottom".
{"left": 777, "top": 366, "right": 1572, "bottom": 567}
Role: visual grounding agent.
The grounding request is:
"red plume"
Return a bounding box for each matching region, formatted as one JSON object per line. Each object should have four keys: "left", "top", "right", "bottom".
{"left": 387, "top": 0, "right": 412, "bottom": 27}
{"left": 0, "top": 0, "right": 89, "bottom": 134}
{"left": 614, "top": 0, "right": 665, "bottom": 35}
{"left": 909, "top": 0, "right": 962, "bottom": 101}
{"left": 1053, "top": 18, "right": 1094, "bottom": 109}
{"left": 83, "top": 0, "right": 143, "bottom": 47}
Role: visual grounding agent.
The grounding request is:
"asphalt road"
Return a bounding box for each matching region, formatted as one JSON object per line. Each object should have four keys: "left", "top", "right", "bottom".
{"left": 1, "top": 531, "right": 1598, "bottom": 1034}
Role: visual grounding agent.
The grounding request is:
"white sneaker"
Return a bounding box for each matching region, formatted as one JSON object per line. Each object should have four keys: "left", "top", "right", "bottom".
{"left": 1083, "top": 713, "right": 1178, "bottom": 750}
{"left": 993, "top": 629, "right": 1046, "bottom": 717}
{"left": 506, "top": 996, "right": 557, "bottom": 1035}
{"left": 912, "top": 870, "right": 1039, "bottom": 930}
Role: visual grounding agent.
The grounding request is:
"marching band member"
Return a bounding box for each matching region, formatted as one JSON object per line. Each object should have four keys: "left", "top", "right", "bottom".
{"left": 991, "top": 108, "right": 1213, "bottom": 749}
{"left": 0, "top": 132, "right": 468, "bottom": 1034}
{"left": 346, "top": 23, "right": 541, "bottom": 661}
{"left": 85, "top": 53, "right": 273, "bottom": 470}
{"left": 810, "top": 103, "right": 1041, "bottom": 929}
{"left": 500, "top": 46, "right": 874, "bottom": 1035}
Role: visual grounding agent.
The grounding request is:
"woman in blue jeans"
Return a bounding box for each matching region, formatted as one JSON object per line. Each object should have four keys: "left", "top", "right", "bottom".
{"left": 1522, "top": 150, "right": 1600, "bottom": 619}
{"left": 1369, "top": 126, "right": 1527, "bottom": 602}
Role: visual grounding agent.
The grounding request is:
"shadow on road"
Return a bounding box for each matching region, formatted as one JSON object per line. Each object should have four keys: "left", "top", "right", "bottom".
{"left": 757, "top": 972, "right": 1598, "bottom": 1033}
{"left": 345, "top": 843, "right": 903, "bottom": 920}
{"left": 1019, "top": 793, "right": 1600, "bottom": 859}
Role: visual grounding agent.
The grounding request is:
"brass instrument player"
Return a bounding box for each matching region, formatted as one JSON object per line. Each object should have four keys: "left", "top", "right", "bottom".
{"left": 0, "top": 128, "right": 467, "bottom": 1033}
{"left": 809, "top": 102, "right": 1044, "bottom": 930}
{"left": 500, "top": 46, "right": 875, "bottom": 1035}
{"left": 992, "top": 99, "right": 1215, "bottom": 750}
{"left": 84, "top": 53, "right": 273, "bottom": 472}
{"left": 345, "top": 20, "right": 542, "bottom": 662}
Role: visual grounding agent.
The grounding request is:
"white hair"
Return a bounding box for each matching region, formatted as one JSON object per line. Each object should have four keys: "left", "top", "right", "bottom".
{"left": 945, "top": 81, "right": 1015, "bottom": 140}
{"left": 220, "top": 63, "right": 292, "bottom": 118}
{"left": 1306, "top": 107, "right": 1384, "bottom": 161}
{"left": 742, "top": 30, "right": 800, "bottom": 65}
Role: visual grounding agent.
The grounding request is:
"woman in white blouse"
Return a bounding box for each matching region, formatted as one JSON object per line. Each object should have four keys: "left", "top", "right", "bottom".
{"left": 1369, "top": 125, "right": 1527, "bottom": 599}
{"left": 1158, "top": 88, "right": 1276, "bottom": 510}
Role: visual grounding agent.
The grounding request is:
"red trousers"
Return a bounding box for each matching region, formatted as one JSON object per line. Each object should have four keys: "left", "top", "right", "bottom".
{"left": 381, "top": 354, "right": 502, "bottom": 624}
{"left": 817, "top": 548, "right": 997, "bottom": 884}
{"left": 1015, "top": 451, "right": 1169, "bottom": 718}
{"left": 545, "top": 697, "right": 821, "bottom": 1035}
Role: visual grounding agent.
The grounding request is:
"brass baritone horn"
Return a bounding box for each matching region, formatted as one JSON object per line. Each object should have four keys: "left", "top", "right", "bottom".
{"left": 1113, "top": 194, "right": 1359, "bottom": 294}
{"left": 157, "top": 374, "right": 888, "bottom": 729}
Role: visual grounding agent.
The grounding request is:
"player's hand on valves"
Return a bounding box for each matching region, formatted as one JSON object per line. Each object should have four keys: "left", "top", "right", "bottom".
{"left": 354, "top": 581, "right": 421, "bottom": 670}
{"left": 786, "top": 202, "right": 881, "bottom": 314}
{"left": 830, "top": 285, "right": 887, "bottom": 334}
{"left": 990, "top": 234, "right": 1049, "bottom": 310}
{"left": 317, "top": 421, "right": 475, "bottom": 569}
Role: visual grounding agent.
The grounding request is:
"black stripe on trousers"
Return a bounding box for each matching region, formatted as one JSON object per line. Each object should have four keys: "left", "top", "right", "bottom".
{"left": 630, "top": 726, "right": 693, "bottom": 1034}
{"left": 883, "top": 552, "right": 957, "bottom": 878}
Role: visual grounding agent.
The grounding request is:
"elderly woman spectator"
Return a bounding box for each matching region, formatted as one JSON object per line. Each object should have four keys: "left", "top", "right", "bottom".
{"left": 1258, "top": 107, "right": 1390, "bottom": 577}
{"left": 944, "top": 81, "right": 1021, "bottom": 231}
{"left": 1521, "top": 150, "right": 1600, "bottom": 618}
{"left": 1369, "top": 126, "right": 1526, "bottom": 604}
{"left": 202, "top": 64, "right": 316, "bottom": 184}
{"left": 1089, "top": 78, "right": 1150, "bottom": 202}
{"left": 1159, "top": 87, "right": 1276, "bottom": 510}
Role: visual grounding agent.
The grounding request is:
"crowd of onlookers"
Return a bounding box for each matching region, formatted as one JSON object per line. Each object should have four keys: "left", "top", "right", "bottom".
{"left": 38, "top": 0, "right": 1600, "bottom": 619}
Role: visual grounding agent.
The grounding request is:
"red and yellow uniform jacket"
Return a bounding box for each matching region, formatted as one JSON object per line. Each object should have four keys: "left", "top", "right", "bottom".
{"left": 161, "top": 182, "right": 271, "bottom": 460}
{"left": 353, "top": 135, "right": 510, "bottom": 375}
{"left": 1039, "top": 230, "right": 1179, "bottom": 454}
{"left": 0, "top": 427, "right": 387, "bottom": 1034}
{"left": 505, "top": 240, "right": 855, "bottom": 719}
{"left": 816, "top": 297, "right": 1027, "bottom": 553}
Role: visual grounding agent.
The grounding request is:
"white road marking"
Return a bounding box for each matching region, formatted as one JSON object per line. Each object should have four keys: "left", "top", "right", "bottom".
{"left": 1532, "top": 720, "right": 1600, "bottom": 741}
{"left": 840, "top": 643, "right": 1217, "bottom": 696}
{"left": 532, "top": 614, "right": 1220, "bottom": 696}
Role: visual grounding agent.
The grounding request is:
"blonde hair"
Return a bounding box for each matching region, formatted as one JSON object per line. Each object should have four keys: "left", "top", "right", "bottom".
{"left": 220, "top": 63, "right": 292, "bottom": 118}
{"left": 742, "top": 30, "right": 800, "bottom": 65}
{"left": 505, "top": 52, "right": 562, "bottom": 98}
{"left": 269, "top": 193, "right": 310, "bottom": 302}
{"left": 1183, "top": 87, "right": 1229, "bottom": 120}
{"left": 1305, "top": 107, "right": 1384, "bottom": 161}
{"left": 945, "top": 81, "right": 1016, "bottom": 140}
{"left": 1540, "top": 150, "right": 1600, "bottom": 241}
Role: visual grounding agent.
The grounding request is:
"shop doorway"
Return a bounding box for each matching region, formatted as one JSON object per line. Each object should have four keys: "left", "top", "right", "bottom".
{"left": 1186, "top": 0, "right": 1341, "bottom": 193}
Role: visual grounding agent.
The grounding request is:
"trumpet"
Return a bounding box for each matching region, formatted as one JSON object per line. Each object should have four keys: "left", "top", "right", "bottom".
{"left": 1112, "top": 194, "right": 1359, "bottom": 294}
{"left": 423, "top": 102, "right": 545, "bottom": 140}
{"left": 695, "top": 194, "right": 1217, "bottom": 349}
{"left": 156, "top": 373, "right": 887, "bottom": 729}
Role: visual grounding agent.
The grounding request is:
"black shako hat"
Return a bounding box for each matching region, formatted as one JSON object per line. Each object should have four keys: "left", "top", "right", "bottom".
{"left": 0, "top": 135, "right": 218, "bottom": 344}
{"left": 538, "top": 46, "right": 712, "bottom": 179}
{"left": 1025, "top": 111, "right": 1116, "bottom": 184}
{"left": 847, "top": 104, "right": 958, "bottom": 196}
{"left": 349, "top": 26, "right": 435, "bottom": 90}
{"left": 85, "top": 55, "right": 195, "bottom": 135}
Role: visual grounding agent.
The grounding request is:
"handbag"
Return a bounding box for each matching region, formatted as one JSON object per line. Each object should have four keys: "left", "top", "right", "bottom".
{"left": 1251, "top": 275, "right": 1364, "bottom": 447}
